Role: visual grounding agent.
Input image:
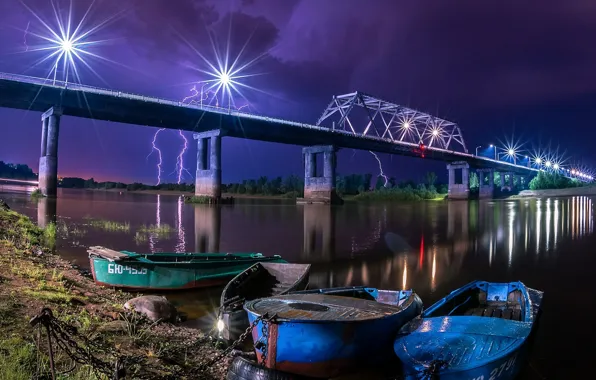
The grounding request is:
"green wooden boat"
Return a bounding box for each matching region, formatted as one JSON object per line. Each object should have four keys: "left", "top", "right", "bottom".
{"left": 87, "top": 246, "right": 287, "bottom": 290}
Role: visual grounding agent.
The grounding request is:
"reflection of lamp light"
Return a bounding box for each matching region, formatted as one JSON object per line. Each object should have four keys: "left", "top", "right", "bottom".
{"left": 402, "top": 259, "right": 408, "bottom": 290}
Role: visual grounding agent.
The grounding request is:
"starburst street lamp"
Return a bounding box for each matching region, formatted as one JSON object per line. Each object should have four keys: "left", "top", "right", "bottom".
{"left": 20, "top": 0, "right": 122, "bottom": 85}
{"left": 177, "top": 25, "right": 267, "bottom": 111}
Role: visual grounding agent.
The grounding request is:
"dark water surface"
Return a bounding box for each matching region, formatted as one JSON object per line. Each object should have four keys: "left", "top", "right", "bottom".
{"left": 1, "top": 186, "right": 594, "bottom": 378}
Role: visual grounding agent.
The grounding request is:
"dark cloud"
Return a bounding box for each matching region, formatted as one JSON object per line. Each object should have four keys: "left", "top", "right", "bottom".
{"left": 1, "top": 0, "right": 596, "bottom": 183}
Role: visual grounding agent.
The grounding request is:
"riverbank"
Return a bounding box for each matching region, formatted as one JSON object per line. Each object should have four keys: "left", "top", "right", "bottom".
{"left": 0, "top": 207, "right": 230, "bottom": 379}
{"left": 88, "top": 187, "right": 297, "bottom": 200}
{"left": 515, "top": 185, "right": 596, "bottom": 198}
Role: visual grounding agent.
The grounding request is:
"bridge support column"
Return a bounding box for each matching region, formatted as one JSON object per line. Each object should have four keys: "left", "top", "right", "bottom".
{"left": 297, "top": 145, "right": 343, "bottom": 205}
{"left": 447, "top": 161, "right": 470, "bottom": 200}
{"left": 193, "top": 130, "right": 222, "bottom": 199}
{"left": 477, "top": 168, "right": 494, "bottom": 199}
{"left": 38, "top": 107, "right": 62, "bottom": 197}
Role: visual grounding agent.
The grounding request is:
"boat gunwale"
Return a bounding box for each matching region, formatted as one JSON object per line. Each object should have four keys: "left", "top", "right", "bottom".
{"left": 219, "top": 262, "right": 311, "bottom": 311}
{"left": 244, "top": 290, "right": 421, "bottom": 323}
{"left": 89, "top": 252, "right": 283, "bottom": 265}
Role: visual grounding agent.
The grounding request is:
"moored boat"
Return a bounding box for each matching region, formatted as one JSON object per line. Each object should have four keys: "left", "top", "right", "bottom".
{"left": 244, "top": 287, "right": 423, "bottom": 378}
{"left": 87, "top": 246, "right": 286, "bottom": 291}
{"left": 217, "top": 262, "right": 311, "bottom": 342}
{"left": 394, "top": 280, "right": 543, "bottom": 380}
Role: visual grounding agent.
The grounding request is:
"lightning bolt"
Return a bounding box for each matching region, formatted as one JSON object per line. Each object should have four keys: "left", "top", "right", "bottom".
{"left": 369, "top": 151, "right": 389, "bottom": 187}
{"left": 145, "top": 86, "right": 251, "bottom": 186}
{"left": 175, "top": 130, "right": 192, "bottom": 184}
{"left": 147, "top": 128, "right": 166, "bottom": 185}
{"left": 23, "top": 21, "right": 30, "bottom": 51}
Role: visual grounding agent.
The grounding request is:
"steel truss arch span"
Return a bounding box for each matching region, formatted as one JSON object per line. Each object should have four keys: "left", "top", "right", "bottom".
{"left": 316, "top": 91, "right": 468, "bottom": 153}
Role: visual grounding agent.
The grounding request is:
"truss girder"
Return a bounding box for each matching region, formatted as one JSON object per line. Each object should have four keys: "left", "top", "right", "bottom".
{"left": 316, "top": 91, "right": 468, "bottom": 153}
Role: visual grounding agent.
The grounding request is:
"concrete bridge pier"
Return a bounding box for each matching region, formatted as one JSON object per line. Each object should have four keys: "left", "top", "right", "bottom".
{"left": 297, "top": 145, "right": 343, "bottom": 205}
{"left": 193, "top": 130, "right": 222, "bottom": 199}
{"left": 477, "top": 168, "right": 494, "bottom": 199}
{"left": 38, "top": 107, "right": 62, "bottom": 197}
{"left": 447, "top": 161, "right": 470, "bottom": 200}
{"left": 501, "top": 172, "right": 514, "bottom": 191}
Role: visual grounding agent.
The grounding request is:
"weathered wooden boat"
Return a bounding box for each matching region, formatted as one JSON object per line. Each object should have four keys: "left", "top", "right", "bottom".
{"left": 244, "top": 287, "right": 423, "bottom": 378}
{"left": 394, "top": 280, "right": 543, "bottom": 380}
{"left": 87, "top": 246, "right": 286, "bottom": 290}
{"left": 217, "top": 262, "right": 311, "bottom": 342}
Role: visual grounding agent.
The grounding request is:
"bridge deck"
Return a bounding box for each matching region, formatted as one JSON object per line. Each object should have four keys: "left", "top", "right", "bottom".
{"left": 0, "top": 72, "right": 537, "bottom": 174}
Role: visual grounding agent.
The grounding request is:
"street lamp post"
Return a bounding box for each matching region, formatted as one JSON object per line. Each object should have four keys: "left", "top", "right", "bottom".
{"left": 475, "top": 145, "right": 482, "bottom": 156}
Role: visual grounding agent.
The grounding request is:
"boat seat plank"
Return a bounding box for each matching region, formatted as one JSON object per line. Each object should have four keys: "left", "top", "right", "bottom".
{"left": 463, "top": 306, "right": 522, "bottom": 321}
{"left": 246, "top": 293, "right": 403, "bottom": 322}
{"left": 88, "top": 246, "right": 129, "bottom": 261}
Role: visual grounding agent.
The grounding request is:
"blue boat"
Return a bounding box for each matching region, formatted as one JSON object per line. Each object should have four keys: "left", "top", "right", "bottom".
{"left": 394, "top": 281, "right": 543, "bottom": 380}
{"left": 244, "top": 286, "right": 423, "bottom": 378}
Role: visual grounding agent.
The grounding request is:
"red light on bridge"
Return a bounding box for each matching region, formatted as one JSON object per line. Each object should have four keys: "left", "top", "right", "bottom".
{"left": 414, "top": 143, "right": 426, "bottom": 158}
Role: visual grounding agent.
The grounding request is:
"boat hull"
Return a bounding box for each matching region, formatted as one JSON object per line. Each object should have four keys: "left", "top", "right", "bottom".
{"left": 402, "top": 348, "right": 524, "bottom": 380}
{"left": 89, "top": 256, "right": 286, "bottom": 290}
{"left": 218, "top": 263, "right": 311, "bottom": 341}
{"left": 395, "top": 282, "right": 543, "bottom": 380}
{"left": 246, "top": 293, "right": 423, "bottom": 378}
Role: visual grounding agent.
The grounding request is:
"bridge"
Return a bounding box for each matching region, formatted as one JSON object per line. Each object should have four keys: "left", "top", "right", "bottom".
{"left": 0, "top": 72, "right": 558, "bottom": 202}
{"left": 0, "top": 178, "right": 39, "bottom": 185}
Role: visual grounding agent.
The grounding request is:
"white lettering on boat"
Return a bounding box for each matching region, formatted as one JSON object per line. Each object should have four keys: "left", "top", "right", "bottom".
{"left": 107, "top": 263, "right": 147, "bottom": 275}
{"left": 487, "top": 354, "right": 517, "bottom": 380}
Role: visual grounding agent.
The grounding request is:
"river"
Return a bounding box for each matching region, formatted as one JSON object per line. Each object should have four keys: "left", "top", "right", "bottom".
{"left": 1, "top": 185, "right": 593, "bottom": 378}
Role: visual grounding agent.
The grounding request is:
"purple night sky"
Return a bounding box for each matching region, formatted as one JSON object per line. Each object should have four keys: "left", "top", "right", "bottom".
{"left": 1, "top": 0, "right": 596, "bottom": 184}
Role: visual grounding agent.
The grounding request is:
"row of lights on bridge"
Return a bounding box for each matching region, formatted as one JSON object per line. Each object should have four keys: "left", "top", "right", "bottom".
{"left": 476, "top": 144, "right": 594, "bottom": 181}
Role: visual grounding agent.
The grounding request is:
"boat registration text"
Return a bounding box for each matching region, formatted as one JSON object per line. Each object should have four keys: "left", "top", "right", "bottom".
{"left": 470, "top": 353, "right": 517, "bottom": 380}
{"left": 107, "top": 263, "right": 147, "bottom": 275}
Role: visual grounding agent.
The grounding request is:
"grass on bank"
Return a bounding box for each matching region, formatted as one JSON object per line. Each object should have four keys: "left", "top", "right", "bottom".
{"left": 351, "top": 186, "right": 447, "bottom": 202}
{"left": 0, "top": 206, "right": 230, "bottom": 379}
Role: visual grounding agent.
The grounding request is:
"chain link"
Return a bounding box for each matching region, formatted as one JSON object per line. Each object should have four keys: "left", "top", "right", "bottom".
{"left": 30, "top": 308, "right": 122, "bottom": 379}
{"left": 259, "top": 314, "right": 270, "bottom": 366}
{"left": 31, "top": 307, "right": 278, "bottom": 379}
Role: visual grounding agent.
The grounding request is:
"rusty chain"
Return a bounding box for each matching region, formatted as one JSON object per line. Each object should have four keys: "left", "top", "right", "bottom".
{"left": 259, "top": 314, "right": 270, "bottom": 366}
{"left": 30, "top": 307, "right": 279, "bottom": 379}
{"left": 30, "top": 307, "right": 124, "bottom": 379}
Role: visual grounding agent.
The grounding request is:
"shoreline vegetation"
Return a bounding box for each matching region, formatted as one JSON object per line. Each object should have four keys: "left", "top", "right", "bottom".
{"left": 4, "top": 161, "right": 593, "bottom": 202}
{"left": 0, "top": 206, "right": 231, "bottom": 379}
{"left": 59, "top": 172, "right": 451, "bottom": 202}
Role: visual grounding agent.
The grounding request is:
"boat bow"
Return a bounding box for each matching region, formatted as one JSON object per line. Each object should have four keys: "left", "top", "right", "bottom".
{"left": 396, "top": 315, "right": 532, "bottom": 374}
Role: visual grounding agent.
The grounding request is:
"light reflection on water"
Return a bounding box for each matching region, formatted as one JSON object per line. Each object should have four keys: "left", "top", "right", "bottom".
{"left": 3, "top": 188, "right": 594, "bottom": 295}
{"left": 2, "top": 187, "right": 596, "bottom": 377}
